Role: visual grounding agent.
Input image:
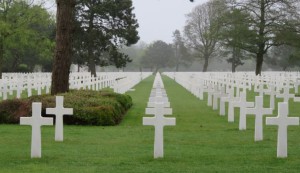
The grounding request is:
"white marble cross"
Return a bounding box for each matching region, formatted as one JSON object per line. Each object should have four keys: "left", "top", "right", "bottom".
{"left": 207, "top": 84, "right": 215, "bottom": 107}
{"left": 147, "top": 101, "right": 170, "bottom": 108}
{"left": 236, "top": 91, "right": 254, "bottom": 130}
{"left": 245, "top": 96, "right": 273, "bottom": 141}
{"left": 145, "top": 103, "right": 172, "bottom": 117}
{"left": 264, "top": 85, "right": 278, "bottom": 110}
{"left": 2, "top": 83, "right": 8, "bottom": 100}
{"left": 255, "top": 82, "right": 268, "bottom": 96}
{"left": 20, "top": 103, "right": 53, "bottom": 158}
{"left": 276, "top": 86, "right": 294, "bottom": 102}
{"left": 27, "top": 80, "right": 33, "bottom": 97}
{"left": 143, "top": 102, "right": 175, "bottom": 158}
{"left": 219, "top": 87, "right": 234, "bottom": 116}
{"left": 16, "top": 81, "right": 23, "bottom": 99}
{"left": 212, "top": 85, "right": 226, "bottom": 110}
{"left": 46, "top": 96, "right": 73, "bottom": 141}
{"left": 227, "top": 95, "right": 242, "bottom": 122}
{"left": 266, "top": 102, "right": 299, "bottom": 158}
{"left": 148, "top": 96, "right": 168, "bottom": 103}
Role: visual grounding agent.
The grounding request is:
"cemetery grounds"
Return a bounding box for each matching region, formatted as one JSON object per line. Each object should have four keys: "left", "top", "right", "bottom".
{"left": 0, "top": 75, "right": 300, "bottom": 173}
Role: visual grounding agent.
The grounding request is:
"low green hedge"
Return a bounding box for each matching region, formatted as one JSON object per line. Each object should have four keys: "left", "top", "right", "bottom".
{"left": 0, "top": 90, "right": 132, "bottom": 126}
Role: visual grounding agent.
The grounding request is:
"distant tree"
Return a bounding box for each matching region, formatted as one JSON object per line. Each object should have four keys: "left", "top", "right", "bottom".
{"left": 184, "top": 0, "right": 226, "bottom": 72}
{"left": 172, "top": 30, "right": 193, "bottom": 71}
{"left": 265, "top": 45, "right": 300, "bottom": 71}
{"left": 74, "top": 0, "right": 139, "bottom": 76}
{"left": 232, "top": 0, "right": 300, "bottom": 75}
{"left": 120, "top": 42, "right": 148, "bottom": 71}
{"left": 141, "top": 40, "right": 174, "bottom": 72}
{"left": 218, "top": 8, "right": 255, "bottom": 72}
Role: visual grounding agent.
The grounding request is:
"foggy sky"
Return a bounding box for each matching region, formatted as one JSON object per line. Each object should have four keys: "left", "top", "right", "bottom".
{"left": 44, "top": 0, "right": 208, "bottom": 44}
{"left": 132, "top": 0, "right": 208, "bottom": 44}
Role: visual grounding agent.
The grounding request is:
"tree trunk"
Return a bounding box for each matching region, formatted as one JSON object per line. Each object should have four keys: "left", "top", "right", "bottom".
{"left": 51, "top": 0, "right": 75, "bottom": 95}
{"left": 77, "top": 64, "right": 81, "bottom": 72}
{"left": 87, "top": 12, "right": 96, "bottom": 77}
{"left": 0, "top": 37, "right": 3, "bottom": 79}
{"left": 176, "top": 63, "right": 179, "bottom": 72}
{"left": 88, "top": 51, "right": 96, "bottom": 77}
{"left": 232, "top": 47, "right": 236, "bottom": 73}
{"left": 255, "top": 52, "right": 264, "bottom": 76}
{"left": 255, "top": 0, "right": 266, "bottom": 76}
{"left": 202, "top": 56, "right": 209, "bottom": 72}
{"left": 232, "top": 62, "right": 236, "bottom": 73}
{"left": 11, "top": 51, "right": 21, "bottom": 72}
{"left": 175, "top": 44, "right": 179, "bottom": 72}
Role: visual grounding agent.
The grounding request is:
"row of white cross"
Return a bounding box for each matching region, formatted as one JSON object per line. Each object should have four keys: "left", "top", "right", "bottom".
{"left": 16, "top": 72, "right": 152, "bottom": 158}
{"left": 0, "top": 73, "right": 51, "bottom": 100}
{"left": 0, "top": 72, "right": 152, "bottom": 100}
{"left": 20, "top": 96, "right": 73, "bottom": 158}
{"left": 164, "top": 72, "right": 300, "bottom": 158}
{"left": 113, "top": 72, "right": 152, "bottom": 94}
{"left": 143, "top": 73, "right": 176, "bottom": 158}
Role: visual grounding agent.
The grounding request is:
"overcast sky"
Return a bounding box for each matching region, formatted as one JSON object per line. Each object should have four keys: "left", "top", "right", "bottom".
{"left": 44, "top": 0, "right": 208, "bottom": 44}
{"left": 132, "top": 0, "right": 208, "bottom": 44}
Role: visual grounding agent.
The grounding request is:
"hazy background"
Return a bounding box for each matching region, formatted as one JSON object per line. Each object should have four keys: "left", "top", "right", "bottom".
{"left": 132, "top": 0, "right": 208, "bottom": 44}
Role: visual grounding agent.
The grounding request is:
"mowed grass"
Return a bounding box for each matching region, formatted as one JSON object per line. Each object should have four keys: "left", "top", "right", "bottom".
{"left": 0, "top": 75, "right": 300, "bottom": 172}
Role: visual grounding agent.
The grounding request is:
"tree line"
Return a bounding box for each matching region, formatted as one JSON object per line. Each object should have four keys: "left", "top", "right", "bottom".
{"left": 1, "top": 0, "right": 299, "bottom": 94}
{"left": 0, "top": 1, "right": 55, "bottom": 76}
{"left": 0, "top": 1, "right": 139, "bottom": 75}
{"left": 184, "top": 0, "right": 300, "bottom": 75}
{"left": 122, "top": 0, "right": 300, "bottom": 75}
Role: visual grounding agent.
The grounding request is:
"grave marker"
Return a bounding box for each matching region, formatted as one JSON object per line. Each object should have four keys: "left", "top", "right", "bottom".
{"left": 276, "top": 86, "right": 294, "bottom": 102}
{"left": 237, "top": 91, "right": 254, "bottom": 130}
{"left": 20, "top": 103, "right": 53, "bottom": 158}
{"left": 46, "top": 96, "right": 73, "bottom": 141}
{"left": 245, "top": 96, "right": 273, "bottom": 141}
{"left": 266, "top": 103, "right": 299, "bottom": 158}
{"left": 143, "top": 102, "right": 176, "bottom": 158}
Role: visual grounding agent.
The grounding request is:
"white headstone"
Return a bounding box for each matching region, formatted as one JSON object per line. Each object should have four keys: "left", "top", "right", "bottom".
{"left": 46, "top": 96, "right": 73, "bottom": 141}
{"left": 145, "top": 104, "right": 172, "bottom": 117}
{"left": 2, "top": 83, "right": 8, "bottom": 100}
{"left": 245, "top": 96, "right": 273, "bottom": 141}
{"left": 219, "top": 86, "right": 234, "bottom": 116}
{"left": 147, "top": 101, "right": 170, "bottom": 108}
{"left": 236, "top": 91, "right": 254, "bottom": 130}
{"left": 265, "top": 85, "right": 277, "bottom": 110}
{"left": 27, "top": 80, "right": 32, "bottom": 97}
{"left": 148, "top": 96, "right": 168, "bottom": 103}
{"left": 276, "top": 86, "right": 294, "bottom": 102}
{"left": 266, "top": 102, "right": 299, "bottom": 158}
{"left": 20, "top": 103, "right": 53, "bottom": 158}
{"left": 143, "top": 103, "right": 175, "bottom": 158}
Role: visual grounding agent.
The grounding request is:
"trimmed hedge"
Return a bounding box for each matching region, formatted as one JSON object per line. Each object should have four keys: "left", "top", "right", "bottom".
{"left": 0, "top": 90, "right": 132, "bottom": 126}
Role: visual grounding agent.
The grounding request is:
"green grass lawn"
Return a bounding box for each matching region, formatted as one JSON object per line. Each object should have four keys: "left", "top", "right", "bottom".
{"left": 0, "top": 75, "right": 300, "bottom": 173}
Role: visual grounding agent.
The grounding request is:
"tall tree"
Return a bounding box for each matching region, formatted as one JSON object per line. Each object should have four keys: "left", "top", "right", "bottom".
{"left": 141, "top": 40, "right": 174, "bottom": 72}
{"left": 233, "top": 0, "right": 300, "bottom": 75}
{"left": 51, "top": 0, "right": 75, "bottom": 95}
{"left": 184, "top": 0, "right": 225, "bottom": 72}
{"left": 218, "top": 8, "right": 255, "bottom": 72}
{"left": 74, "top": 0, "right": 139, "bottom": 76}
{"left": 172, "top": 30, "right": 193, "bottom": 71}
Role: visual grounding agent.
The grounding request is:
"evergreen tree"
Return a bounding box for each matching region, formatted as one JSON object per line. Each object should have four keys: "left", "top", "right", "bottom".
{"left": 74, "top": 0, "right": 139, "bottom": 76}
